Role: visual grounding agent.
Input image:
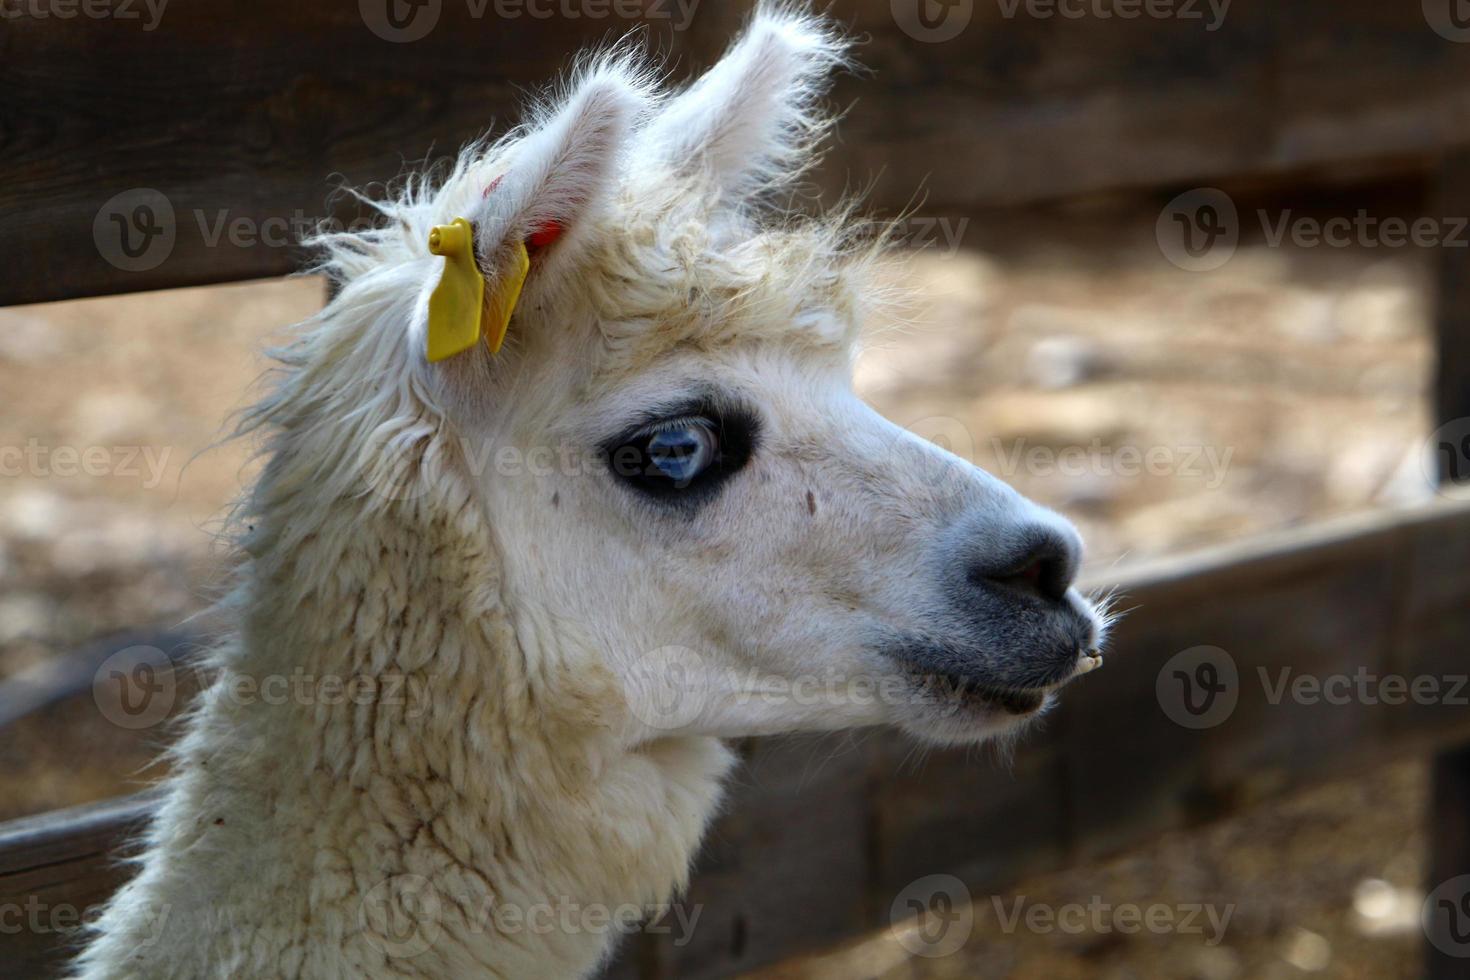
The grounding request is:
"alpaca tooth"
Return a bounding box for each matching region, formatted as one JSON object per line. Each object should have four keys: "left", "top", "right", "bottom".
{"left": 1075, "top": 651, "right": 1104, "bottom": 675}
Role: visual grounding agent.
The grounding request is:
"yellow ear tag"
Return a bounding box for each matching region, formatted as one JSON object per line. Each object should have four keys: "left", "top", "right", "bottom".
{"left": 426, "top": 218, "right": 484, "bottom": 363}
{"left": 482, "top": 237, "right": 530, "bottom": 355}
{"left": 425, "top": 219, "right": 532, "bottom": 362}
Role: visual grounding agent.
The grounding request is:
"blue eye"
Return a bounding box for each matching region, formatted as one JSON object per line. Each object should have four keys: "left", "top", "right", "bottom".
{"left": 645, "top": 421, "right": 718, "bottom": 486}
{"left": 603, "top": 399, "right": 758, "bottom": 506}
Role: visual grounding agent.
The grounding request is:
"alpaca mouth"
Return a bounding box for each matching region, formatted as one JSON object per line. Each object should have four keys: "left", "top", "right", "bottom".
{"left": 874, "top": 592, "right": 1109, "bottom": 744}
{"left": 936, "top": 674, "right": 1048, "bottom": 715}
{"left": 902, "top": 649, "right": 1104, "bottom": 719}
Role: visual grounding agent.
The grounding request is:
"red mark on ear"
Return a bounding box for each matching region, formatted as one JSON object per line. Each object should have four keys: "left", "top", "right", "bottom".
{"left": 480, "top": 174, "right": 563, "bottom": 251}
{"left": 528, "top": 220, "right": 565, "bottom": 250}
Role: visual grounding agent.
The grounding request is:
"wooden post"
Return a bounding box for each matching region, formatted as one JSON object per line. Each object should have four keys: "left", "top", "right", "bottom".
{"left": 1435, "top": 151, "right": 1470, "bottom": 460}
{"left": 1425, "top": 151, "right": 1470, "bottom": 980}
{"left": 1427, "top": 747, "right": 1470, "bottom": 978}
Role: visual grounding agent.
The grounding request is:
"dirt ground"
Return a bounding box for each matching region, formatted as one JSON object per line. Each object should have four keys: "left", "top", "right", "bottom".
{"left": 751, "top": 760, "right": 1428, "bottom": 980}
{"left": 0, "top": 194, "right": 1441, "bottom": 978}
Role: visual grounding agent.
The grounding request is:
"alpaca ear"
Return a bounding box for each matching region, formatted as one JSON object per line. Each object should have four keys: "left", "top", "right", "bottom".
{"left": 414, "top": 66, "right": 649, "bottom": 362}
{"left": 472, "top": 66, "right": 650, "bottom": 265}
{"left": 643, "top": 5, "right": 849, "bottom": 201}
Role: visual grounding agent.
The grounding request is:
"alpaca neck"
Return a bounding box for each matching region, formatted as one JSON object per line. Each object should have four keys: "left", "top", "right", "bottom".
{"left": 80, "top": 470, "right": 733, "bottom": 980}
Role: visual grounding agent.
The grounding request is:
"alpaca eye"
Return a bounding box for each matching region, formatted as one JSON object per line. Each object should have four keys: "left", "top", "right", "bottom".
{"left": 603, "top": 399, "right": 759, "bottom": 505}
{"left": 645, "top": 421, "right": 718, "bottom": 486}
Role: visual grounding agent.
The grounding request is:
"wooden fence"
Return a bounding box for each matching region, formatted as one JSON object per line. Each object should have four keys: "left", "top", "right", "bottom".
{"left": 4, "top": 1, "right": 1470, "bottom": 977}
{"left": 5, "top": 500, "right": 1470, "bottom": 978}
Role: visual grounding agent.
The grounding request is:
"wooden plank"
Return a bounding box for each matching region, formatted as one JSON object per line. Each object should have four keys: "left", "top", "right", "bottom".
{"left": 838, "top": 0, "right": 1470, "bottom": 209}
{"left": 1066, "top": 511, "right": 1404, "bottom": 857}
{"left": 0, "top": 1, "right": 748, "bottom": 307}
{"left": 6, "top": 500, "right": 1470, "bottom": 978}
{"left": 11, "top": 1, "right": 1470, "bottom": 306}
{"left": 0, "top": 628, "right": 198, "bottom": 730}
{"left": 651, "top": 735, "right": 875, "bottom": 979}
{"left": 869, "top": 720, "right": 1070, "bottom": 916}
{"left": 0, "top": 793, "right": 156, "bottom": 979}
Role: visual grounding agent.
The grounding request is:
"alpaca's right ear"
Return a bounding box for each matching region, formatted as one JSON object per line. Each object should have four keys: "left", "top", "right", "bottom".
{"left": 641, "top": 5, "right": 849, "bottom": 202}
{"left": 412, "top": 64, "right": 650, "bottom": 362}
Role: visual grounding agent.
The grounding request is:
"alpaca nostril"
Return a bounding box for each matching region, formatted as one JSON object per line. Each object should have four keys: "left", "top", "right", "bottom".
{"left": 970, "top": 525, "right": 1079, "bottom": 604}
{"left": 997, "top": 554, "right": 1069, "bottom": 602}
{"left": 1016, "top": 558, "right": 1044, "bottom": 588}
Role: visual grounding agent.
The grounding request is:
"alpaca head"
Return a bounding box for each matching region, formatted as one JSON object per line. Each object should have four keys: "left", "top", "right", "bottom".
{"left": 290, "top": 6, "right": 1108, "bottom": 752}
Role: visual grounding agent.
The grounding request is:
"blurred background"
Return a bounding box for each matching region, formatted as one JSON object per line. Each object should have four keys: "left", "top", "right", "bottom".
{"left": 4, "top": 2, "right": 1470, "bottom": 979}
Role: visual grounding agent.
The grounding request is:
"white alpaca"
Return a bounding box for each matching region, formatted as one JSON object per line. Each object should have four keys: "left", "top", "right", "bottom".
{"left": 74, "top": 6, "right": 1106, "bottom": 978}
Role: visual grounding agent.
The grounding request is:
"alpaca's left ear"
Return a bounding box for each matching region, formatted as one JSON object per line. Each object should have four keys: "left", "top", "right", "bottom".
{"left": 471, "top": 65, "right": 651, "bottom": 269}
{"left": 416, "top": 65, "right": 650, "bottom": 362}
{"left": 641, "top": 5, "right": 850, "bottom": 201}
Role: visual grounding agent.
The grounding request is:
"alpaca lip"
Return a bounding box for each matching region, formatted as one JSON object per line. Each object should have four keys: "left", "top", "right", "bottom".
{"left": 911, "top": 669, "right": 1050, "bottom": 716}
{"left": 907, "top": 647, "right": 1102, "bottom": 718}
{"left": 970, "top": 684, "right": 1048, "bottom": 716}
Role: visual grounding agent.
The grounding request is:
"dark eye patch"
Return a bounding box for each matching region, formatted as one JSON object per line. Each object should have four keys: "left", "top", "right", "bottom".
{"left": 600, "top": 393, "right": 759, "bottom": 509}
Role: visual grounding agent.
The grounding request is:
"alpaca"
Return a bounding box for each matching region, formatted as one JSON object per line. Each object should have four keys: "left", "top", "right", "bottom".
{"left": 74, "top": 6, "right": 1107, "bottom": 978}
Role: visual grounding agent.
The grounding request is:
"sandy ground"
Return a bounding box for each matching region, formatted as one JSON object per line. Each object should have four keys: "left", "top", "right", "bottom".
{"left": 0, "top": 198, "right": 1441, "bottom": 978}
